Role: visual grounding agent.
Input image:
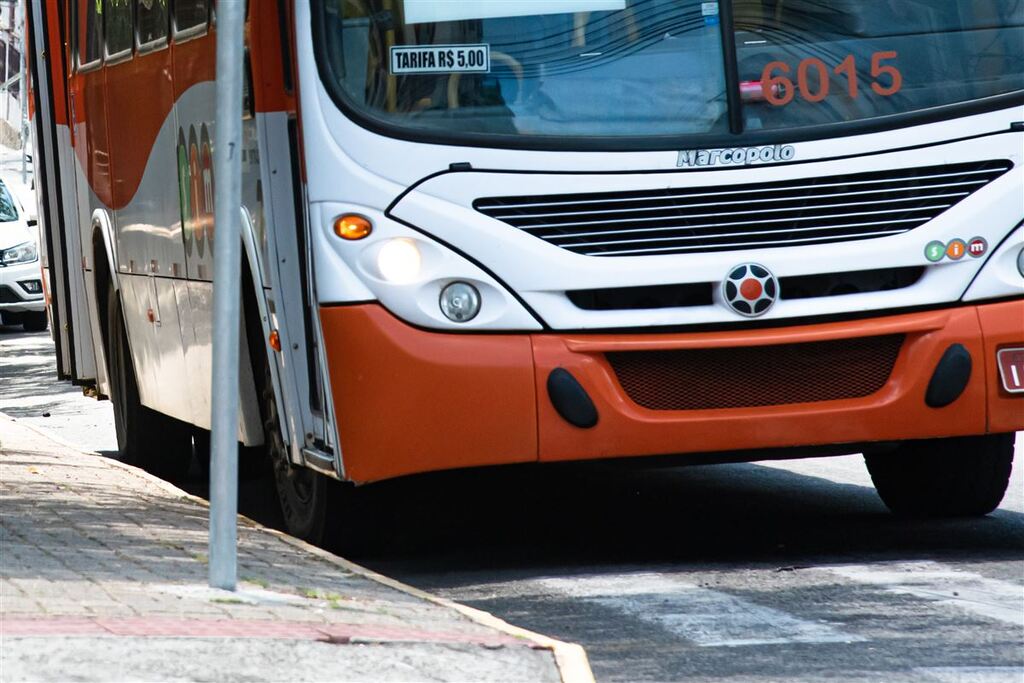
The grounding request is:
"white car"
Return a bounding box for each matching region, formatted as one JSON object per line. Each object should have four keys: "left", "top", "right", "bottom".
{"left": 0, "top": 180, "right": 47, "bottom": 332}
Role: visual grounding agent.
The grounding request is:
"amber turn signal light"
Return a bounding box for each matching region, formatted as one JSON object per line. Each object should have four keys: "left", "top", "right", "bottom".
{"left": 268, "top": 330, "right": 281, "bottom": 352}
{"left": 334, "top": 214, "right": 373, "bottom": 241}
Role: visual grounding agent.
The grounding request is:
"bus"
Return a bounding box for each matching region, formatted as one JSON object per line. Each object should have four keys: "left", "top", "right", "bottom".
{"left": 26, "top": 0, "right": 1024, "bottom": 544}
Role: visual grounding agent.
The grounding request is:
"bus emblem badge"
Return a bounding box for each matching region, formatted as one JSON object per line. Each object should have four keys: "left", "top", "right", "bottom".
{"left": 722, "top": 264, "right": 778, "bottom": 318}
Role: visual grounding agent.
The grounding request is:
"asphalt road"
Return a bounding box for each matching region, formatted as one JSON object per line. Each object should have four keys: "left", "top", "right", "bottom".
{"left": 3, "top": 325, "right": 1022, "bottom": 682}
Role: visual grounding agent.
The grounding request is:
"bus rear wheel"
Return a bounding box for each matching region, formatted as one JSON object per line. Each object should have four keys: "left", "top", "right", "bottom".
{"left": 105, "top": 286, "right": 192, "bottom": 481}
{"left": 864, "top": 434, "right": 1015, "bottom": 517}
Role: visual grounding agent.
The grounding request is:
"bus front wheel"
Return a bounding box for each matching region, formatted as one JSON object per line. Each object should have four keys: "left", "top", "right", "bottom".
{"left": 245, "top": 284, "right": 375, "bottom": 554}
{"left": 865, "top": 434, "right": 1015, "bottom": 517}
{"left": 253, "top": 335, "right": 374, "bottom": 554}
{"left": 252, "top": 327, "right": 336, "bottom": 545}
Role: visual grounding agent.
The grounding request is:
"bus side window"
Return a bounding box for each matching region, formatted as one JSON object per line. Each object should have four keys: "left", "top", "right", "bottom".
{"left": 137, "top": 0, "right": 169, "bottom": 51}
{"left": 173, "top": 0, "right": 208, "bottom": 37}
{"left": 105, "top": 0, "right": 134, "bottom": 59}
{"left": 76, "top": 0, "right": 103, "bottom": 69}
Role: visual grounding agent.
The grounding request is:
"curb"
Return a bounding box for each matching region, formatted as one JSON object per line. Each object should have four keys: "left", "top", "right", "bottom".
{"left": 0, "top": 413, "right": 595, "bottom": 683}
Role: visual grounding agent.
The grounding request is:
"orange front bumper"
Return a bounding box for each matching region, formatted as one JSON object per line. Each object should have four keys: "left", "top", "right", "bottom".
{"left": 320, "top": 300, "right": 1024, "bottom": 483}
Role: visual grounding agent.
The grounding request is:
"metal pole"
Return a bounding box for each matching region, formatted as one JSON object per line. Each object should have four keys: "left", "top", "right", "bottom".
{"left": 4, "top": 31, "right": 10, "bottom": 120}
{"left": 208, "top": 0, "right": 245, "bottom": 591}
{"left": 19, "top": 3, "right": 25, "bottom": 184}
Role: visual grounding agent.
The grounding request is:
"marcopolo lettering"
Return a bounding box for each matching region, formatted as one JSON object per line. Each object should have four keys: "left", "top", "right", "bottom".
{"left": 676, "top": 145, "right": 796, "bottom": 168}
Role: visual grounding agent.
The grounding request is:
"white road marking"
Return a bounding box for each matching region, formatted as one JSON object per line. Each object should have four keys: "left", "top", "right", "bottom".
{"left": 0, "top": 355, "right": 51, "bottom": 367}
{"left": 914, "top": 667, "right": 1024, "bottom": 683}
{"left": 827, "top": 562, "right": 1024, "bottom": 626}
{"left": 537, "top": 573, "right": 864, "bottom": 648}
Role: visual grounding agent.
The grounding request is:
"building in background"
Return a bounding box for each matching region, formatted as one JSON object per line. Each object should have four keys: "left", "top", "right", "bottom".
{"left": 0, "top": 0, "right": 24, "bottom": 147}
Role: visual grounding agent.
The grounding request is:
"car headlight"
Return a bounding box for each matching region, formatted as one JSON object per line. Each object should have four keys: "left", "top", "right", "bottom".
{"left": 0, "top": 241, "right": 38, "bottom": 266}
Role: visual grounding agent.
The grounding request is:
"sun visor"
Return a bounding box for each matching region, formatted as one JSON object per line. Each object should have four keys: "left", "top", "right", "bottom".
{"left": 402, "top": 1, "right": 626, "bottom": 25}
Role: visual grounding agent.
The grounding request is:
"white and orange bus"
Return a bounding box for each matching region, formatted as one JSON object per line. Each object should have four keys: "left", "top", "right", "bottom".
{"left": 27, "top": 0, "right": 1024, "bottom": 543}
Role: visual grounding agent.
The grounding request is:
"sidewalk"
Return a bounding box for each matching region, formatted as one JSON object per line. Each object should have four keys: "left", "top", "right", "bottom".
{"left": 0, "top": 416, "right": 591, "bottom": 682}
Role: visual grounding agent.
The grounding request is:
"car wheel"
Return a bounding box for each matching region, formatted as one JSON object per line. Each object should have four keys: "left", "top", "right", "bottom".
{"left": 21, "top": 311, "right": 48, "bottom": 332}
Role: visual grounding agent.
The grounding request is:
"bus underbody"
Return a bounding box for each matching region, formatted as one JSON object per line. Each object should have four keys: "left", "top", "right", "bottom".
{"left": 26, "top": 0, "right": 1024, "bottom": 545}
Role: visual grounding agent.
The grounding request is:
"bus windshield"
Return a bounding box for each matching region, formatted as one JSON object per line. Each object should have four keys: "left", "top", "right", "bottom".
{"left": 317, "top": 0, "right": 1024, "bottom": 143}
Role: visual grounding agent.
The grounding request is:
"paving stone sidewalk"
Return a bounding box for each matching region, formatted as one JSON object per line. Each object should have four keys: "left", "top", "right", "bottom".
{"left": 0, "top": 416, "right": 586, "bottom": 682}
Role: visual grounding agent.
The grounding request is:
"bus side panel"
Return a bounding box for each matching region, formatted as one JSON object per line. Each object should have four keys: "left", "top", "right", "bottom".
{"left": 103, "top": 32, "right": 195, "bottom": 424}
{"left": 63, "top": 119, "right": 103, "bottom": 391}
{"left": 168, "top": 30, "right": 263, "bottom": 442}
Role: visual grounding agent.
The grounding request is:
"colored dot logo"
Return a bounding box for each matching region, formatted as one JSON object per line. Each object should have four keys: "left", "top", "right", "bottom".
{"left": 925, "top": 241, "right": 946, "bottom": 263}
{"left": 967, "top": 237, "right": 988, "bottom": 258}
{"left": 926, "top": 238, "right": 985, "bottom": 263}
{"left": 946, "top": 239, "right": 967, "bottom": 261}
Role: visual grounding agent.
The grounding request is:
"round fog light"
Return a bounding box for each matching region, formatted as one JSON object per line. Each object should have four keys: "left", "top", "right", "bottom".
{"left": 439, "top": 282, "right": 481, "bottom": 323}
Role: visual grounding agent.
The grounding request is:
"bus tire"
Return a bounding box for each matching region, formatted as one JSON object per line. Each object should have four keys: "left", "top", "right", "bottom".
{"left": 21, "top": 311, "right": 48, "bottom": 332}
{"left": 244, "top": 287, "right": 373, "bottom": 553}
{"left": 262, "top": 384, "right": 376, "bottom": 554}
{"left": 864, "top": 434, "right": 1015, "bottom": 517}
{"left": 105, "top": 286, "right": 192, "bottom": 482}
{"left": 251, "top": 325, "right": 335, "bottom": 544}
{"left": 192, "top": 427, "right": 268, "bottom": 482}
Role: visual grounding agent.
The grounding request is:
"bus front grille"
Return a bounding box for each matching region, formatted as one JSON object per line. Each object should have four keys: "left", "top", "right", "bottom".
{"left": 607, "top": 334, "right": 904, "bottom": 411}
{"left": 475, "top": 160, "right": 1012, "bottom": 257}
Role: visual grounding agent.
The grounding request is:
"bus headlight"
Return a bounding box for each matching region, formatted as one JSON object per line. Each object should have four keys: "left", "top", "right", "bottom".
{"left": 319, "top": 204, "right": 542, "bottom": 331}
{"left": 962, "top": 224, "right": 1024, "bottom": 302}
{"left": 376, "top": 238, "right": 422, "bottom": 284}
{"left": 439, "top": 282, "right": 481, "bottom": 323}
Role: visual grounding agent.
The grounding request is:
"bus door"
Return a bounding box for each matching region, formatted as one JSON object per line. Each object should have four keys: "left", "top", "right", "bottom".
{"left": 28, "top": 0, "right": 98, "bottom": 386}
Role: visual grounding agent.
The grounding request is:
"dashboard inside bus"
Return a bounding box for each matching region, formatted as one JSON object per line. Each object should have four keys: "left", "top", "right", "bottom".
{"left": 316, "top": 0, "right": 1024, "bottom": 142}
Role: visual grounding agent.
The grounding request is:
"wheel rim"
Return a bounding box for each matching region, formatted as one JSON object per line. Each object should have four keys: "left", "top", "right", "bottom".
{"left": 276, "top": 457, "right": 317, "bottom": 506}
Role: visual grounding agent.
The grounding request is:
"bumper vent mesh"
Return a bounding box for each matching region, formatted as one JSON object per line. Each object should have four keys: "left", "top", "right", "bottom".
{"left": 475, "top": 160, "right": 1012, "bottom": 257}
{"left": 607, "top": 334, "right": 904, "bottom": 411}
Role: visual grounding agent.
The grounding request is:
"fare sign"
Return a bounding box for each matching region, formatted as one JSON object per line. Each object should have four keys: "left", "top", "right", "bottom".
{"left": 996, "top": 348, "right": 1024, "bottom": 394}
{"left": 391, "top": 45, "right": 490, "bottom": 75}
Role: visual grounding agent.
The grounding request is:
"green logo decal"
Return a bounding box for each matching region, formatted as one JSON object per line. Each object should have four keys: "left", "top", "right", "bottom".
{"left": 925, "top": 241, "right": 946, "bottom": 263}
{"left": 176, "top": 129, "right": 192, "bottom": 256}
